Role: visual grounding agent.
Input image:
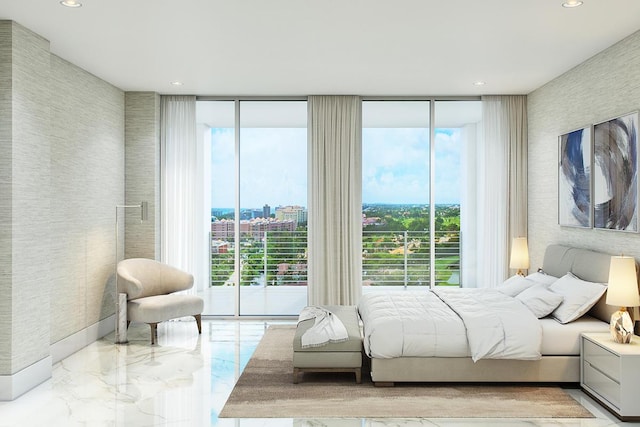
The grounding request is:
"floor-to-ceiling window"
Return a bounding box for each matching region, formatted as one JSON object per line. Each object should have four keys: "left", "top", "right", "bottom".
{"left": 196, "top": 98, "right": 479, "bottom": 314}
{"left": 435, "top": 100, "right": 482, "bottom": 287}
{"left": 361, "top": 101, "right": 431, "bottom": 291}
{"left": 198, "top": 99, "right": 307, "bottom": 316}
{"left": 362, "top": 99, "right": 481, "bottom": 292}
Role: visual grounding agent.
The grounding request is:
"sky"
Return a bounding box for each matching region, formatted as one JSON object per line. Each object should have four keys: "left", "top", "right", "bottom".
{"left": 211, "top": 127, "right": 463, "bottom": 209}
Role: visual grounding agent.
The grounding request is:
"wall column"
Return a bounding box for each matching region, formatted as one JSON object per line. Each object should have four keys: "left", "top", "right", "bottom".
{"left": 0, "top": 21, "right": 53, "bottom": 400}
{"left": 124, "top": 92, "right": 161, "bottom": 260}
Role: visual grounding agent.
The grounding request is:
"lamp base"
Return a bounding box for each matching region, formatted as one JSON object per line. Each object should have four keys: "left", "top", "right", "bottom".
{"left": 610, "top": 308, "right": 633, "bottom": 344}
{"left": 115, "top": 292, "right": 128, "bottom": 344}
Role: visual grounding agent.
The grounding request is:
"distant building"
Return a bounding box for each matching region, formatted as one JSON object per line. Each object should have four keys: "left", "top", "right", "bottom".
{"left": 211, "top": 219, "right": 235, "bottom": 239}
{"left": 211, "top": 240, "right": 229, "bottom": 254}
{"left": 275, "top": 205, "right": 307, "bottom": 225}
{"left": 263, "top": 204, "right": 271, "bottom": 218}
{"left": 211, "top": 217, "right": 296, "bottom": 240}
{"left": 211, "top": 208, "right": 227, "bottom": 218}
{"left": 362, "top": 214, "right": 384, "bottom": 227}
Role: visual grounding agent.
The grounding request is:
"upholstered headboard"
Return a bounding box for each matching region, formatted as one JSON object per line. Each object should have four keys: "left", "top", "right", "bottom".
{"left": 542, "top": 244, "right": 616, "bottom": 323}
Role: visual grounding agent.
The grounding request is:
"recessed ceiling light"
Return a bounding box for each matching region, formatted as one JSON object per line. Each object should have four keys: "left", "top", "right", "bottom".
{"left": 473, "top": 81, "right": 486, "bottom": 86}
{"left": 170, "top": 81, "right": 184, "bottom": 86}
{"left": 60, "top": 0, "right": 82, "bottom": 8}
{"left": 562, "top": 0, "right": 583, "bottom": 8}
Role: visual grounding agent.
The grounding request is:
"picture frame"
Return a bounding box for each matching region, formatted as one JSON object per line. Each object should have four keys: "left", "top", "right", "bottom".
{"left": 593, "top": 111, "right": 639, "bottom": 232}
{"left": 558, "top": 126, "right": 592, "bottom": 228}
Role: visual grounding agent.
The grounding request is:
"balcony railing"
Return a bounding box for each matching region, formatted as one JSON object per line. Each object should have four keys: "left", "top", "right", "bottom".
{"left": 362, "top": 231, "right": 460, "bottom": 287}
{"left": 210, "top": 230, "right": 460, "bottom": 287}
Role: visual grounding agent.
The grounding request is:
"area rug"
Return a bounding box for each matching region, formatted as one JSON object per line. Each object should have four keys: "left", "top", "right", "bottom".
{"left": 220, "top": 326, "right": 594, "bottom": 419}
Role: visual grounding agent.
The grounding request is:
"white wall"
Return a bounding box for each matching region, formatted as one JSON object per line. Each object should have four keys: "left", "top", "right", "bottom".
{"left": 528, "top": 30, "right": 640, "bottom": 270}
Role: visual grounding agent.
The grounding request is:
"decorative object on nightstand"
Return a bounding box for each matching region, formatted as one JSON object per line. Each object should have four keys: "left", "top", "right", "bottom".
{"left": 606, "top": 255, "right": 640, "bottom": 344}
{"left": 509, "top": 237, "right": 529, "bottom": 276}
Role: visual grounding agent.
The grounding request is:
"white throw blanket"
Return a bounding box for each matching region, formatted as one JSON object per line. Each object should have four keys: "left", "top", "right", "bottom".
{"left": 434, "top": 288, "right": 542, "bottom": 362}
{"left": 298, "top": 306, "right": 349, "bottom": 348}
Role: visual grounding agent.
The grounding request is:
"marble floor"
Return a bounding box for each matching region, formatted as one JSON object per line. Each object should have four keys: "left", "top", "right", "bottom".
{"left": 0, "top": 320, "right": 638, "bottom": 427}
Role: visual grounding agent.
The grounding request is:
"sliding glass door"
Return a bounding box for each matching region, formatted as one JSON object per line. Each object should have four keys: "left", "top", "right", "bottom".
{"left": 361, "top": 100, "right": 481, "bottom": 291}
{"left": 433, "top": 100, "right": 481, "bottom": 287}
{"left": 362, "top": 101, "right": 431, "bottom": 292}
{"left": 199, "top": 100, "right": 307, "bottom": 316}
{"left": 238, "top": 101, "right": 307, "bottom": 315}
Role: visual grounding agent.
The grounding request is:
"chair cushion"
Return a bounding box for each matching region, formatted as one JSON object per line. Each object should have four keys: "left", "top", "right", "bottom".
{"left": 117, "top": 258, "right": 194, "bottom": 299}
{"left": 128, "top": 294, "right": 204, "bottom": 324}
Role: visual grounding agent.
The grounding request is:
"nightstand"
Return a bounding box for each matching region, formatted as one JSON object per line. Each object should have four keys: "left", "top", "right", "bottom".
{"left": 581, "top": 332, "right": 640, "bottom": 421}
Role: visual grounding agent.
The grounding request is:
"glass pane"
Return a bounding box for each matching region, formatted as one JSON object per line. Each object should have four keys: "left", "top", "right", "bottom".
{"left": 200, "top": 100, "right": 236, "bottom": 315}
{"left": 239, "top": 101, "right": 308, "bottom": 315}
{"left": 434, "top": 101, "right": 482, "bottom": 287}
{"left": 362, "top": 101, "right": 430, "bottom": 292}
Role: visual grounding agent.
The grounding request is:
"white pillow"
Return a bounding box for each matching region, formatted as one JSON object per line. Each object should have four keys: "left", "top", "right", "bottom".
{"left": 526, "top": 271, "right": 559, "bottom": 287}
{"left": 516, "top": 284, "right": 564, "bottom": 318}
{"left": 549, "top": 272, "right": 607, "bottom": 324}
{"left": 497, "top": 275, "right": 537, "bottom": 297}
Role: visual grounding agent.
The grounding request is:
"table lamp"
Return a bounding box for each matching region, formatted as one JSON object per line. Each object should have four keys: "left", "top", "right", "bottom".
{"left": 509, "top": 237, "right": 530, "bottom": 276}
{"left": 606, "top": 255, "right": 640, "bottom": 344}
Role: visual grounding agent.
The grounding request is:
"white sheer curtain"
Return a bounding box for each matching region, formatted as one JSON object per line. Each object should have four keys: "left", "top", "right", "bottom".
{"left": 160, "top": 95, "right": 210, "bottom": 294}
{"left": 307, "top": 95, "right": 362, "bottom": 305}
{"left": 466, "top": 95, "right": 528, "bottom": 288}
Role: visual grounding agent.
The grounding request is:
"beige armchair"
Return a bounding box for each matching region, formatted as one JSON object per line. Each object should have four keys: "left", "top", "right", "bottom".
{"left": 117, "top": 258, "right": 204, "bottom": 344}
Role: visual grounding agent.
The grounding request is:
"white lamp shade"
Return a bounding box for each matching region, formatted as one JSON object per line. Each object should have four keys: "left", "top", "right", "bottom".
{"left": 509, "top": 237, "right": 530, "bottom": 270}
{"left": 606, "top": 256, "right": 640, "bottom": 307}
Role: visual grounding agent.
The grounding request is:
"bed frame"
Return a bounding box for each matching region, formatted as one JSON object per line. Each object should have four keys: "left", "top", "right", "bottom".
{"left": 369, "top": 244, "right": 616, "bottom": 386}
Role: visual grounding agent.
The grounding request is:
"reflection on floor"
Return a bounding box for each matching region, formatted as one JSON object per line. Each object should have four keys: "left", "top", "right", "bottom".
{"left": 0, "top": 320, "right": 637, "bottom": 427}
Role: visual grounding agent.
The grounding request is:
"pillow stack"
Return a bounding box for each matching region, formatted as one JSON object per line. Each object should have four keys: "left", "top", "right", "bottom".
{"left": 496, "top": 270, "right": 606, "bottom": 322}
{"left": 547, "top": 272, "right": 607, "bottom": 324}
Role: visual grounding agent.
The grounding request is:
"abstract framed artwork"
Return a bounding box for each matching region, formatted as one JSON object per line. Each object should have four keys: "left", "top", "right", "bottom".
{"left": 593, "top": 111, "right": 638, "bottom": 232}
{"left": 559, "top": 126, "right": 592, "bottom": 228}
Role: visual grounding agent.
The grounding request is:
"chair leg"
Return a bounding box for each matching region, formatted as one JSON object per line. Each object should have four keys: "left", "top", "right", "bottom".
{"left": 194, "top": 314, "right": 202, "bottom": 334}
{"left": 149, "top": 323, "right": 158, "bottom": 345}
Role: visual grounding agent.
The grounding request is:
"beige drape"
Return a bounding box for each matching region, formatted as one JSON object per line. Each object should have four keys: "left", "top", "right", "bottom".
{"left": 307, "top": 95, "right": 362, "bottom": 305}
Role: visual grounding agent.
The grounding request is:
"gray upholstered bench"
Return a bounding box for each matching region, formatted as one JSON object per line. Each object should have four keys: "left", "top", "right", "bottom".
{"left": 293, "top": 305, "right": 363, "bottom": 384}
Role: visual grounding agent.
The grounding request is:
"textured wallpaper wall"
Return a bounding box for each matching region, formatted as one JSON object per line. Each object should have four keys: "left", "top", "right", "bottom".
{"left": 0, "top": 20, "right": 13, "bottom": 376}
{"left": 49, "top": 55, "right": 124, "bottom": 343}
{"left": 0, "top": 20, "right": 125, "bottom": 375}
{"left": 124, "top": 92, "right": 160, "bottom": 260}
{"left": 0, "top": 21, "right": 53, "bottom": 374}
{"left": 528, "top": 30, "right": 640, "bottom": 271}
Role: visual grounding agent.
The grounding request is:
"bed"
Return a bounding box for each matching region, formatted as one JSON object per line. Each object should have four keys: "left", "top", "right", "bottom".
{"left": 358, "top": 244, "right": 615, "bottom": 385}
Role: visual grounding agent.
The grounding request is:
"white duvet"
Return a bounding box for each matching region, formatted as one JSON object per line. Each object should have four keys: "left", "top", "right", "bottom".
{"left": 358, "top": 288, "right": 542, "bottom": 362}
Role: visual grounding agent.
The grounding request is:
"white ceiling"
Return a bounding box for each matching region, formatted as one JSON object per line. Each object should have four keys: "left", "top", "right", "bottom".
{"left": 2, "top": 0, "right": 640, "bottom": 96}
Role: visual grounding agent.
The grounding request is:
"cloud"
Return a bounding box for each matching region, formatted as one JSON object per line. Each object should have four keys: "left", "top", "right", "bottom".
{"left": 211, "top": 126, "right": 465, "bottom": 209}
{"left": 211, "top": 128, "right": 307, "bottom": 208}
{"left": 361, "top": 128, "right": 464, "bottom": 204}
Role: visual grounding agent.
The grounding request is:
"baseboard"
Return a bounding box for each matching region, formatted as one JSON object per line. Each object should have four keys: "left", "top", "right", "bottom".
{"left": 50, "top": 315, "right": 115, "bottom": 364}
{"left": 0, "top": 356, "right": 52, "bottom": 401}
{"left": 0, "top": 315, "right": 115, "bottom": 401}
